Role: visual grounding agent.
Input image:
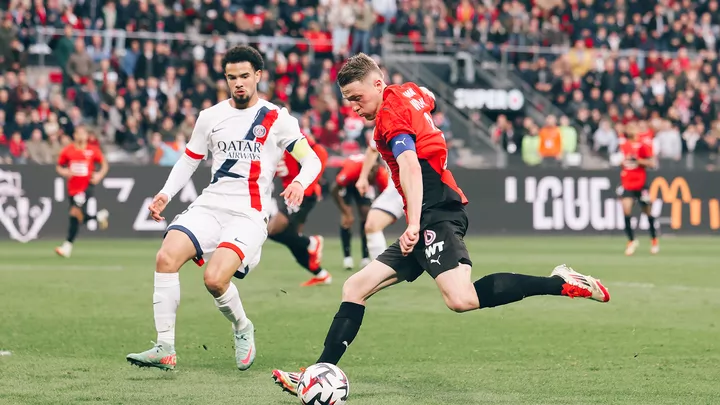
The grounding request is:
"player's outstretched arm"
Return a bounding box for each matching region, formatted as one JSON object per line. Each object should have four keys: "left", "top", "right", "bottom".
{"left": 157, "top": 112, "right": 210, "bottom": 203}
{"left": 281, "top": 137, "right": 321, "bottom": 207}
{"left": 356, "top": 146, "right": 379, "bottom": 195}
{"left": 157, "top": 152, "right": 203, "bottom": 201}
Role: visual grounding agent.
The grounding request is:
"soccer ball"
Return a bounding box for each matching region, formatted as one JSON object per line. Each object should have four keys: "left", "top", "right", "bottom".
{"left": 297, "top": 363, "right": 349, "bottom": 405}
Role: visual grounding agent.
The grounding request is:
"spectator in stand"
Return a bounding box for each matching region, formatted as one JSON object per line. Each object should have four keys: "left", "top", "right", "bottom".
{"left": 27, "top": 129, "right": 53, "bottom": 164}
{"left": 538, "top": 115, "right": 563, "bottom": 165}
{"left": 67, "top": 38, "right": 94, "bottom": 87}
{"left": 352, "top": 0, "right": 375, "bottom": 55}
{"left": 9, "top": 131, "right": 27, "bottom": 164}
{"left": 593, "top": 119, "right": 618, "bottom": 158}
{"left": 491, "top": 114, "right": 517, "bottom": 153}
{"left": 521, "top": 117, "right": 541, "bottom": 167}
{"left": 654, "top": 120, "right": 683, "bottom": 164}
{"left": 150, "top": 132, "right": 184, "bottom": 167}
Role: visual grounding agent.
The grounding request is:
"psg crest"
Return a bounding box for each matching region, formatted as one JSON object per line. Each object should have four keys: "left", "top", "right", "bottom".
{"left": 253, "top": 125, "right": 266, "bottom": 138}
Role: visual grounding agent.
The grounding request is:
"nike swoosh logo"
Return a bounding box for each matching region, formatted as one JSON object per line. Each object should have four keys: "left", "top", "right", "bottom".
{"left": 212, "top": 127, "right": 224, "bottom": 134}
{"left": 240, "top": 346, "right": 253, "bottom": 365}
{"left": 234, "top": 238, "right": 246, "bottom": 245}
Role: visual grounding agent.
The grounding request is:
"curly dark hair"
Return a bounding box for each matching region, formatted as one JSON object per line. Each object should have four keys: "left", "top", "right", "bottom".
{"left": 221, "top": 45, "right": 265, "bottom": 72}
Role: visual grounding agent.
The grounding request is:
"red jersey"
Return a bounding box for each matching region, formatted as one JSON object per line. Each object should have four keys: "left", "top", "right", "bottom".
{"left": 57, "top": 144, "right": 104, "bottom": 196}
{"left": 374, "top": 83, "right": 467, "bottom": 213}
{"left": 637, "top": 128, "right": 654, "bottom": 153}
{"left": 619, "top": 139, "right": 653, "bottom": 191}
{"left": 277, "top": 134, "right": 328, "bottom": 197}
{"left": 335, "top": 154, "right": 389, "bottom": 194}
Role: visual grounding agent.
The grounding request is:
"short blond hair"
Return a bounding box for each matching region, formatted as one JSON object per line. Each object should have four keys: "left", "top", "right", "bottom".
{"left": 337, "top": 53, "right": 382, "bottom": 87}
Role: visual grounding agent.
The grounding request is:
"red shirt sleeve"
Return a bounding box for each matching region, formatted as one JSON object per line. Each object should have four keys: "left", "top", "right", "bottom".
{"left": 93, "top": 146, "right": 105, "bottom": 164}
{"left": 375, "top": 166, "right": 389, "bottom": 192}
{"left": 312, "top": 143, "right": 329, "bottom": 173}
{"left": 335, "top": 160, "right": 361, "bottom": 187}
{"left": 376, "top": 96, "right": 414, "bottom": 143}
{"left": 639, "top": 143, "right": 653, "bottom": 159}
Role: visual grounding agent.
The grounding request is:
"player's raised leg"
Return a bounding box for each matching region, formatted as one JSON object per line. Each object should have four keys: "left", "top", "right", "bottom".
{"left": 272, "top": 258, "right": 404, "bottom": 395}
{"left": 126, "top": 229, "right": 197, "bottom": 370}
{"left": 424, "top": 213, "right": 609, "bottom": 312}
{"left": 437, "top": 263, "right": 610, "bottom": 314}
{"left": 266, "top": 203, "right": 331, "bottom": 287}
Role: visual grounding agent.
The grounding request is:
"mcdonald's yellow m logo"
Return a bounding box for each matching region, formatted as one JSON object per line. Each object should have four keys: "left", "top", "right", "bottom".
{"left": 649, "top": 176, "right": 720, "bottom": 230}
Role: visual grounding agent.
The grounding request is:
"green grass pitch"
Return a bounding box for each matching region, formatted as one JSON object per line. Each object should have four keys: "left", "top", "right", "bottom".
{"left": 0, "top": 236, "right": 719, "bottom": 405}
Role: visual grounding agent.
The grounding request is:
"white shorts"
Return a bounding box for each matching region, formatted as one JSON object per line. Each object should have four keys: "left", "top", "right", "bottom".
{"left": 371, "top": 183, "right": 405, "bottom": 219}
{"left": 166, "top": 205, "right": 268, "bottom": 278}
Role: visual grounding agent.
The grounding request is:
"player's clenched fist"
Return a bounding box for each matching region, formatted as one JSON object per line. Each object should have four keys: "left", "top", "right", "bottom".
{"left": 281, "top": 181, "right": 305, "bottom": 209}
{"left": 148, "top": 193, "right": 169, "bottom": 222}
{"left": 399, "top": 224, "right": 420, "bottom": 256}
{"left": 355, "top": 176, "right": 369, "bottom": 196}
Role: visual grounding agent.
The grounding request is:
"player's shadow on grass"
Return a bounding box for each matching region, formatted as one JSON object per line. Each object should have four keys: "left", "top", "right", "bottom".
{"left": 126, "top": 372, "right": 179, "bottom": 381}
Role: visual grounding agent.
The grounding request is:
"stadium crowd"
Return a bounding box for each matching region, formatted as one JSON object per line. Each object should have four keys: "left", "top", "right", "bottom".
{"left": 0, "top": 0, "right": 719, "bottom": 169}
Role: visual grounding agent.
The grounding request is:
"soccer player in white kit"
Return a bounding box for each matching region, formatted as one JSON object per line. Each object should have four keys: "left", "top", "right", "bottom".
{"left": 355, "top": 140, "right": 405, "bottom": 261}
{"left": 126, "top": 46, "right": 322, "bottom": 371}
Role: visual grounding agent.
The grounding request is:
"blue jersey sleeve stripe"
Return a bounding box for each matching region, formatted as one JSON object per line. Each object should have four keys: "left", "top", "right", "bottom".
{"left": 390, "top": 133, "right": 416, "bottom": 159}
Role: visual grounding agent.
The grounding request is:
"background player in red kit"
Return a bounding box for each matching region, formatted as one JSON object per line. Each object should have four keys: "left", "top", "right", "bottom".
{"left": 332, "top": 154, "right": 388, "bottom": 270}
{"left": 55, "top": 126, "right": 110, "bottom": 258}
{"left": 617, "top": 126, "right": 658, "bottom": 256}
{"left": 265, "top": 132, "right": 332, "bottom": 287}
{"left": 271, "top": 53, "right": 611, "bottom": 395}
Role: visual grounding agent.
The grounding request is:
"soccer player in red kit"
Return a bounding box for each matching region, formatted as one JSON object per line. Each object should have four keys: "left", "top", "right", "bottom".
{"left": 264, "top": 133, "right": 333, "bottom": 287}
{"left": 271, "top": 53, "right": 611, "bottom": 395}
{"left": 617, "top": 127, "right": 658, "bottom": 256}
{"left": 332, "top": 154, "right": 389, "bottom": 270}
{"left": 55, "top": 126, "right": 110, "bottom": 258}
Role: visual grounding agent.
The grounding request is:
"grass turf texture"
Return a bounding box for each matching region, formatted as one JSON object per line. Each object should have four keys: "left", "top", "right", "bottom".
{"left": 0, "top": 237, "right": 718, "bottom": 405}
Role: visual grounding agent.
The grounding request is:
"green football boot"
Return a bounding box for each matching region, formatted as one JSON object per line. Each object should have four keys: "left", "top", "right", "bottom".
{"left": 126, "top": 341, "right": 177, "bottom": 370}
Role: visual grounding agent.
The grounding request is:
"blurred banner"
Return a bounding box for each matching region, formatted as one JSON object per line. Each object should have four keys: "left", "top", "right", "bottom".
{"left": 0, "top": 165, "right": 717, "bottom": 243}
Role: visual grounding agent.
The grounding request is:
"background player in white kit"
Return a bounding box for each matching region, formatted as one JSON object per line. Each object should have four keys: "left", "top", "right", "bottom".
{"left": 126, "top": 46, "right": 321, "bottom": 371}
{"left": 355, "top": 140, "right": 405, "bottom": 261}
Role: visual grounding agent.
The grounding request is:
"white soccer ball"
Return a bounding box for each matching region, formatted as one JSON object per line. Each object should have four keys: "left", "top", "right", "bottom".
{"left": 297, "top": 363, "right": 349, "bottom": 405}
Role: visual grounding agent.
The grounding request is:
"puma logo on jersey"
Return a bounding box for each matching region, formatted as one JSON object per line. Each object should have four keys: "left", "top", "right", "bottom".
{"left": 394, "top": 138, "right": 407, "bottom": 146}
{"left": 430, "top": 255, "right": 441, "bottom": 266}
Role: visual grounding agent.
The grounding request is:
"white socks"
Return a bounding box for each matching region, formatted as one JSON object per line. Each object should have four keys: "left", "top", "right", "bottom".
{"left": 214, "top": 282, "right": 249, "bottom": 332}
{"left": 154, "top": 272, "right": 180, "bottom": 347}
{"left": 366, "top": 231, "right": 387, "bottom": 260}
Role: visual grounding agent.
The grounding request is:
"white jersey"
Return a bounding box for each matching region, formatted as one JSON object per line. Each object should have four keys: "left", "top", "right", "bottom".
{"left": 184, "top": 99, "right": 303, "bottom": 217}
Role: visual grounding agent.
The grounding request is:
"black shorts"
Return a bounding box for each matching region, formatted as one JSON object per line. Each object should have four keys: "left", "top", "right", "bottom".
{"left": 68, "top": 185, "right": 94, "bottom": 212}
{"left": 377, "top": 204, "right": 472, "bottom": 282}
{"left": 341, "top": 186, "right": 373, "bottom": 207}
{"left": 280, "top": 194, "right": 317, "bottom": 226}
{"left": 617, "top": 185, "right": 650, "bottom": 206}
